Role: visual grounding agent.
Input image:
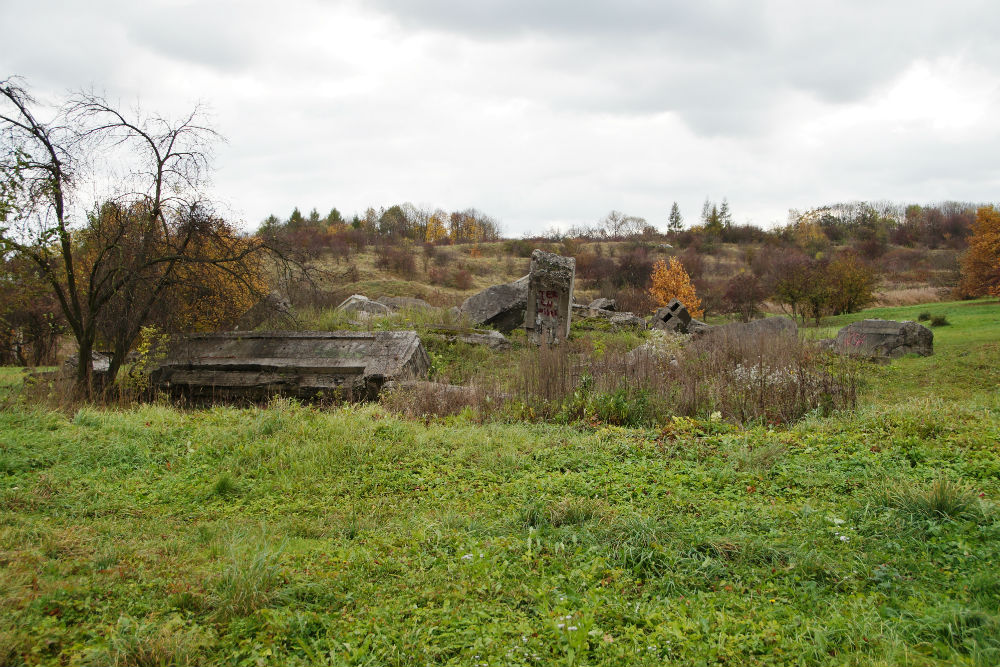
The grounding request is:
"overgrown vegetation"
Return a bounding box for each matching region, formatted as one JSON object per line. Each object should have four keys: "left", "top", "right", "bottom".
{"left": 1, "top": 300, "right": 997, "bottom": 665}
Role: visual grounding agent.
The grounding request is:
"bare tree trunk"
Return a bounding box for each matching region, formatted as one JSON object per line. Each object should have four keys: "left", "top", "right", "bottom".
{"left": 75, "top": 334, "right": 94, "bottom": 398}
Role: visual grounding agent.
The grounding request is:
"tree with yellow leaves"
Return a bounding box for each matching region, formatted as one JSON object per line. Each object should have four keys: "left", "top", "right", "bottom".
{"left": 425, "top": 212, "right": 449, "bottom": 243}
{"left": 648, "top": 257, "right": 704, "bottom": 319}
{"left": 959, "top": 206, "right": 1000, "bottom": 298}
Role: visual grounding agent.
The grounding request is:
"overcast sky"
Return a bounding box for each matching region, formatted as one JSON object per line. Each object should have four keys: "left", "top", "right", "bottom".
{"left": 4, "top": 0, "right": 1000, "bottom": 235}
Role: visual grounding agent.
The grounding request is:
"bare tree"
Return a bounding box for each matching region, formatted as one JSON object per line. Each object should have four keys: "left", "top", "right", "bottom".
{"left": 0, "top": 78, "right": 297, "bottom": 395}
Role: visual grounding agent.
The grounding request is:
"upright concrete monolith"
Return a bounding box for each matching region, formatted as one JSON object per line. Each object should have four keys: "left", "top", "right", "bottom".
{"left": 525, "top": 249, "right": 575, "bottom": 345}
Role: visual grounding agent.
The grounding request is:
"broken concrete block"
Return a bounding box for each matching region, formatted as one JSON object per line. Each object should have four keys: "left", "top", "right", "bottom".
{"left": 151, "top": 330, "right": 430, "bottom": 402}
{"left": 651, "top": 299, "right": 692, "bottom": 332}
{"left": 832, "top": 319, "right": 933, "bottom": 359}
{"left": 459, "top": 275, "right": 529, "bottom": 333}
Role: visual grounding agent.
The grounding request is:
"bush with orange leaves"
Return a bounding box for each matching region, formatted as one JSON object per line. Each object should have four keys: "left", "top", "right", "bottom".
{"left": 648, "top": 257, "right": 704, "bottom": 319}
{"left": 958, "top": 206, "right": 1000, "bottom": 298}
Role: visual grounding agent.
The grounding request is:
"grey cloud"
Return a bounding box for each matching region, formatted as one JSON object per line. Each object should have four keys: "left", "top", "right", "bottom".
{"left": 364, "top": 0, "right": 1000, "bottom": 135}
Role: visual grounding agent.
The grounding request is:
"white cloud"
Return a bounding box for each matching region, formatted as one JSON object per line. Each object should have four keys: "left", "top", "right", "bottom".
{"left": 3, "top": 0, "right": 1000, "bottom": 233}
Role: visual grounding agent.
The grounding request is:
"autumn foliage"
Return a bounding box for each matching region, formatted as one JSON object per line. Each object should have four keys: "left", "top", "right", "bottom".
{"left": 959, "top": 206, "right": 1000, "bottom": 298}
{"left": 648, "top": 257, "right": 704, "bottom": 319}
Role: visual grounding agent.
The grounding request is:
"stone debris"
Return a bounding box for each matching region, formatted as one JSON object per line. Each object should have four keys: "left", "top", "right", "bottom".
{"left": 525, "top": 249, "right": 576, "bottom": 345}
{"left": 151, "top": 330, "right": 430, "bottom": 401}
{"left": 831, "top": 319, "right": 933, "bottom": 359}
{"left": 588, "top": 297, "right": 617, "bottom": 312}
{"left": 459, "top": 275, "right": 529, "bottom": 333}
{"left": 336, "top": 294, "right": 391, "bottom": 316}
{"left": 425, "top": 327, "right": 511, "bottom": 351}
{"left": 376, "top": 296, "right": 434, "bottom": 311}
{"left": 60, "top": 351, "right": 112, "bottom": 386}
{"left": 607, "top": 312, "right": 647, "bottom": 329}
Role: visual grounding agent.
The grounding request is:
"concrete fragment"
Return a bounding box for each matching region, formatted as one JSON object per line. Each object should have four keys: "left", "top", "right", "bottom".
{"left": 701, "top": 316, "right": 798, "bottom": 340}
{"left": 376, "top": 296, "right": 434, "bottom": 311}
{"left": 426, "top": 327, "right": 511, "bottom": 350}
{"left": 608, "top": 312, "right": 646, "bottom": 329}
{"left": 588, "top": 297, "right": 617, "bottom": 312}
{"left": 151, "top": 330, "right": 430, "bottom": 401}
{"left": 459, "top": 275, "right": 529, "bottom": 333}
{"left": 525, "top": 249, "right": 576, "bottom": 345}
{"left": 832, "top": 319, "right": 933, "bottom": 358}
{"left": 336, "top": 294, "right": 391, "bottom": 316}
{"left": 650, "top": 299, "right": 692, "bottom": 332}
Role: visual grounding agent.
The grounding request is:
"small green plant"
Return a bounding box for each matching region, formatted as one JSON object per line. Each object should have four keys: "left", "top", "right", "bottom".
{"left": 918, "top": 312, "right": 932, "bottom": 321}
{"left": 121, "top": 325, "right": 169, "bottom": 397}
{"left": 930, "top": 315, "right": 950, "bottom": 327}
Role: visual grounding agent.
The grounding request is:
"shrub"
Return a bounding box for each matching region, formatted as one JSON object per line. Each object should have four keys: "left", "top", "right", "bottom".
{"left": 614, "top": 286, "right": 658, "bottom": 315}
{"left": 930, "top": 315, "right": 950, "bottom": 327}
{"left": 724, "top": 272, "right": 765, "bottom": 322}
{"left": 450, "top": 269, "right": 473, "bottom": 290}
{"left": 918, "top": 312, "right": 932, "bottom": 321}
{"left": 575, "top": 253, "right": 617, "bottom": 283}
{"left": 374, "top": 245, "right": 416, "bottom": 277}
{"left": 615, "top": 247, "right": 656, "bottom": 288}
{"left": 504, "top": 239, "right": 535, "bottom": 258}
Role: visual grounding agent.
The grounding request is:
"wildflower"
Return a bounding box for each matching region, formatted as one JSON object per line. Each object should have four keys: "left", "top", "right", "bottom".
{"left": 710, "top": 411, "right": 722, "bottom": 422}
{"left": 568, "top": 626, "right": 578, "bottom": 631}
{"left": 462, "top": 553, "right": 473, "bottom": 561}
{"left": 839, "top": 535, "right": 849, "bottom": 542}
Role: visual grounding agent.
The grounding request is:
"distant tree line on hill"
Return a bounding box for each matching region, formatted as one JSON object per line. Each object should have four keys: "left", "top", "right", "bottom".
{"left": 258, "top": 203, "right": 503, "bottom": 249}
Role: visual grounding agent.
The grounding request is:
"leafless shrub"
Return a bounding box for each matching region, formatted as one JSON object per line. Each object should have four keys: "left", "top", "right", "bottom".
{"left": 374, "top": 245, "right": 416, "bottom": 277}
{"left": 614, "top": 286, "right": 657, "bottom": 315}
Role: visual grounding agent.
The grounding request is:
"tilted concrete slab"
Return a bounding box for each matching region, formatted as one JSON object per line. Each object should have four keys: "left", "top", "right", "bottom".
{"left": 151, "top": 330, "right": 430, "bottom": 401}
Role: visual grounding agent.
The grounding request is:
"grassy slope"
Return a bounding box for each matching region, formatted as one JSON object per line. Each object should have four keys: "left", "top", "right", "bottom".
{"left": 0, "top": 305, "right": 998, "bottom": 666}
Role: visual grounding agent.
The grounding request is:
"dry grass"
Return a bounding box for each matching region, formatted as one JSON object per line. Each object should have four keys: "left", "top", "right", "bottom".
{"left": 386, "top": 327, "right": 858, "bottom": 427}
{"left": 874, "top": 286, "right": 949, "bottom": 307}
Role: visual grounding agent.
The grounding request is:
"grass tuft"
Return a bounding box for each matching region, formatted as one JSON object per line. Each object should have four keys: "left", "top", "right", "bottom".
{"left": 211, "top": 473, "right": 238, "bottom": 498}
{"left": 888, "top": 477, "right": 985, "bottom": 522}
{"left": 211, "top": 530, "right": 285, "bottom": 620}
{"left": 92, "top": 615, "right": 215, "bottom": 667}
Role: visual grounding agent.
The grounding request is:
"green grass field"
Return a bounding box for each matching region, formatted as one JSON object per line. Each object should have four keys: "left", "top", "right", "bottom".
{"left": 0, "top": 301, "right": 998, "bottom": 666}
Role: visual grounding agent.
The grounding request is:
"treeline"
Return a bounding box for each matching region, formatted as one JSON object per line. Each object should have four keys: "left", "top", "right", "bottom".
{"left": 258, "top": 203, "right": 504, "bottom": 249}
{"left": 547, "top": 199, "right": 982, "bottom": 253}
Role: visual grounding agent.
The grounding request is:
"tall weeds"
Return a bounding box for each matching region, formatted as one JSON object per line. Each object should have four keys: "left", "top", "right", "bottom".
{"left": 387, "top": 329, "right": 859, "bottom": 426}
